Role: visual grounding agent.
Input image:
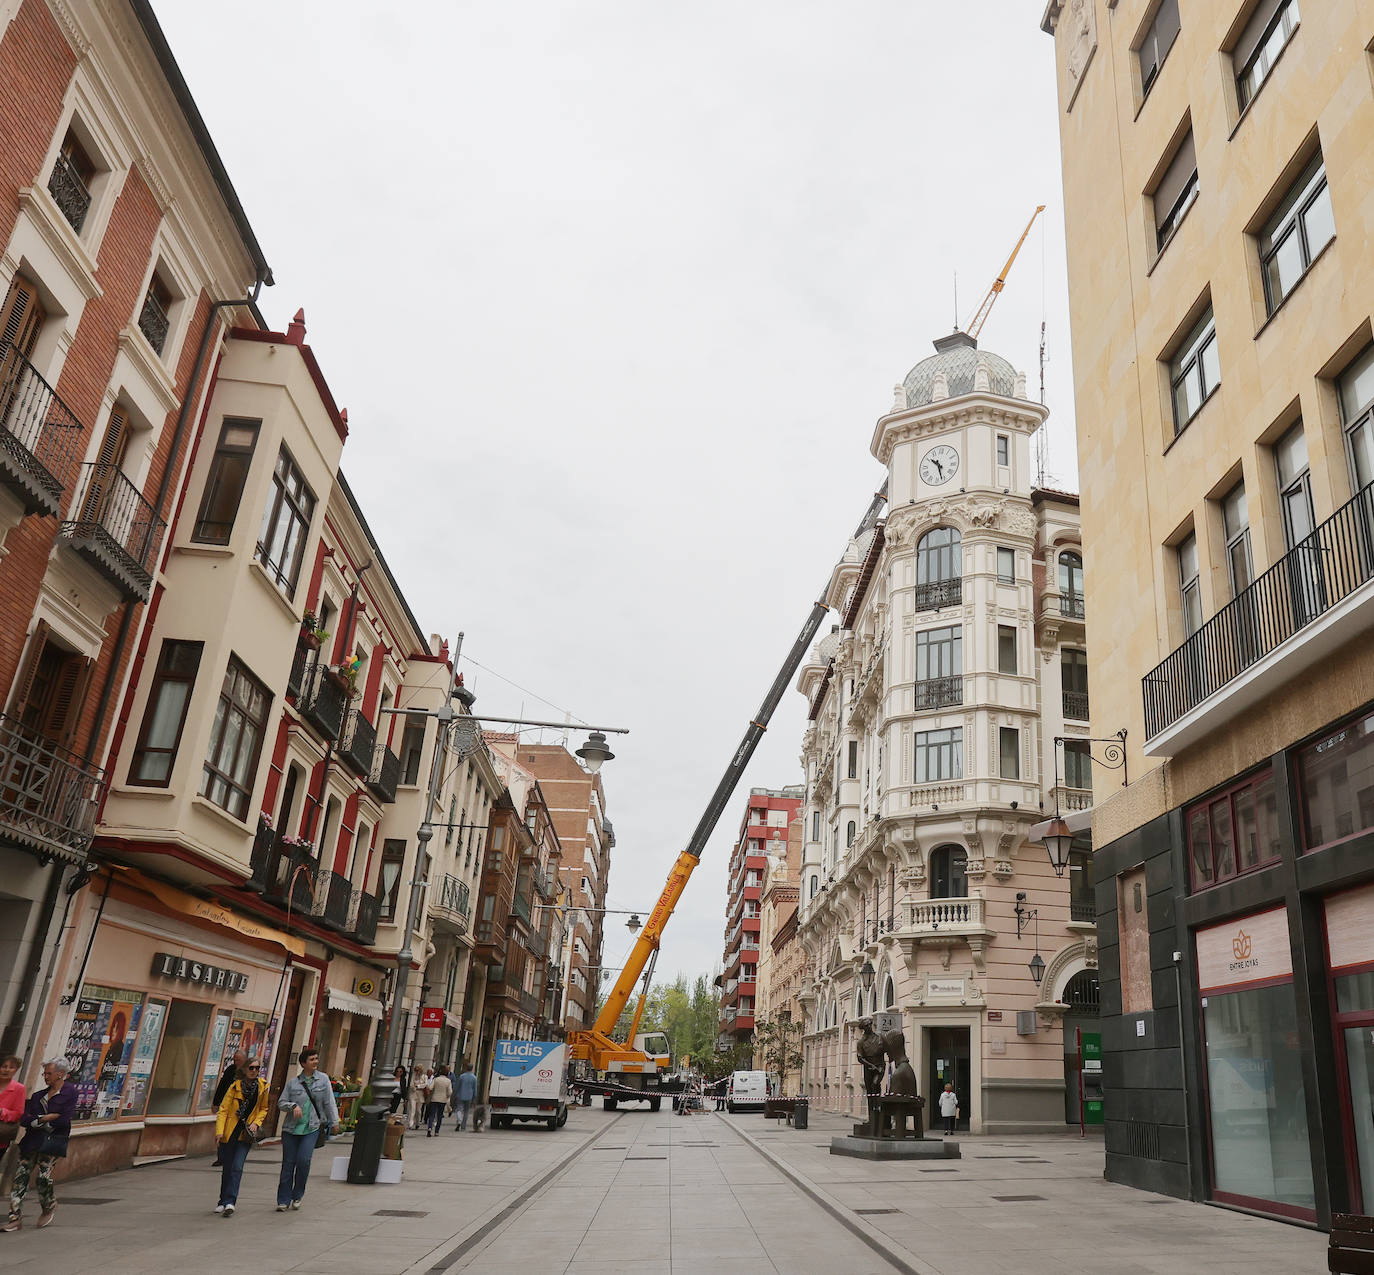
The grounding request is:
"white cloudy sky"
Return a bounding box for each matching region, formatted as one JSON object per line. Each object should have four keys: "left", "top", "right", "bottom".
{"left": 160, "top": 2, "right": 1076, "bottom": 988}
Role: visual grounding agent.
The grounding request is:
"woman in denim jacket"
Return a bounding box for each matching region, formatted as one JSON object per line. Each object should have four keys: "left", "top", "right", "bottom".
{"left": 275, "top": 1046, "right": 338, "bottom": 1212}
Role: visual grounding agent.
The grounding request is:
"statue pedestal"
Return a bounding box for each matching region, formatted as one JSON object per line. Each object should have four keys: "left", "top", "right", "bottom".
{"left": 830, "top": 1136, "right": 961, "bottom": 1161}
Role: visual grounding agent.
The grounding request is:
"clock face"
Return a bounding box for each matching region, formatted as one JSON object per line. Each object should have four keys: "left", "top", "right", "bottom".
{"left": 919, "top": 444, "right": 960, "bottom": 487}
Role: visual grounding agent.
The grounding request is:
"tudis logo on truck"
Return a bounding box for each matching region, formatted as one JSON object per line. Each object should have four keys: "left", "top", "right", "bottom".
{"left": 493, "top": 1040, "right": 562, "bottom": 1079}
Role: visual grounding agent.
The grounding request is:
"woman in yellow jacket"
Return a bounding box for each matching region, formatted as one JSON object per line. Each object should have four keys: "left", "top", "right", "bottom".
{"left": 214, "top": 1056, "right": 269, "bottom": 1216}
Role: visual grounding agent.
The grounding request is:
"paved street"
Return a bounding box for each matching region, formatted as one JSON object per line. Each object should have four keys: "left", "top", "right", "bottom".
{"left": 0, "top": 1106, "right": 1327, "bottom": 1274}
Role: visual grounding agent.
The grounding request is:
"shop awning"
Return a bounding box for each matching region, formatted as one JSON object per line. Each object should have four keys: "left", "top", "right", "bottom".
{"left": 326, "top": 987, "right": 383, "bottom": 1020}
{"left": 124, "top": 868, "right": 304, "bottom": 957}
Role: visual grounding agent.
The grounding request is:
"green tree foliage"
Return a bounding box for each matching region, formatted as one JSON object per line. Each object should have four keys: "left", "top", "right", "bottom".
{"left": 752, "top": 1015, "right": 804, "bottom": 1080}
{"left": 595, "top": 973, "right": 723, "bottom": 1067}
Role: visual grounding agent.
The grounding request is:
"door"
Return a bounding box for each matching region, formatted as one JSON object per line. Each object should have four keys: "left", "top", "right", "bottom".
{"left": 1276, "top": 423, "right": 1324, "bottom": 625}
{"left": 13, "top": 631, "right": 93, "bottom": 751}
{"left": 266, "top": 969, "right": 306, "bottom": 1135}
{"left": 79, "top": 404, "right": 131, "bottom": 532}
{"left": 0, "top": 275, "right": 45, "bottom": 433}
{"left": 927, "top": 1026, "right": 971, "bottom": 1131}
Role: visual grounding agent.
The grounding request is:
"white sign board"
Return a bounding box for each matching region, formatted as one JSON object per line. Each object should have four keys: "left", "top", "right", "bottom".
{"left": 926, "top": 978, "right": 965, "bottom": 1000}
{"left": 1194, "top": 906, "right": 1292, "bottom": 994}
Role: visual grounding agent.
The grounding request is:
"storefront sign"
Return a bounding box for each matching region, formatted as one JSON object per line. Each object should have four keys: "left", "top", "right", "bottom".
{"left": 927, "top": 978, "right": 965, "bottom": 1000}
{"left": 420, "top": 1006, "right": 444, "bottom": 1029}
{"left": 151, "top": 952, "right": 250, "bottom": 993}
{"left": 1195, "top": 907, "right": 1292, "bottom": 993}
{"left": 1325, "top": 883, "right": 1374, "bottom": 972}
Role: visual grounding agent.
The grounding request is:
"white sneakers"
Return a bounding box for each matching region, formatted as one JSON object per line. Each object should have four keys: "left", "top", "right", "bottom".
{"left": 221, "top": 1204, "right": 235, "bottom": 1217}
{"left": 290, "top": 1200, "right": 302, "bottom": 1211}
{"left": 213, "top": 1205, "right": 226, "bottom": 1215}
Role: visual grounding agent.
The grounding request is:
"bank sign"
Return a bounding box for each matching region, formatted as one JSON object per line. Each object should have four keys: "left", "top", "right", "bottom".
{"left": 493, "top": 1040, "right": 562, "bottom": 1080}
{"left": 1194, "top": 907, "right": 1292, "bottom": 994}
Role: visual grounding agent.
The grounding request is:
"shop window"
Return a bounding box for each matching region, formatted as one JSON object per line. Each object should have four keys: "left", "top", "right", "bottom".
{"left": 129, "top": 639, "right": 203, "bottom": 785}
{"left": 1299, "top": 708, "right": 1374, "bottom": 850}
{"left": 62, "top": 985, "right": 144, "bottom": 1122}
{"left": 146, "top": 999, "right": 213, "bottom": 1116}
{"left": 1186, "top": 768, "right": 1280, "bottom": 889}
{"left": 193, "top": 419, "right": 260, "bottom": 544}
{"left": 196, "top": 1009, "right": 232, "bottom": 1109}
{"left": 200, "top": 656, "right": 270, "bottom": 821}
{"left": 380, "top": 839, "right": 406, "bottom": 921}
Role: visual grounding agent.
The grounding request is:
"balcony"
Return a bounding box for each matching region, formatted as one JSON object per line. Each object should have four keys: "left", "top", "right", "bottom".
{"left": 286, "top": 641, "right": 313, "bottom": 700}
{"left": 898, "top": 896, "right": 989, "bottom": 942}
{"left": 346, "top": 889, "right": 381, "bottom": 945}
{"left": 0, "top": 713, "right": 104, "bottom": 864}
{"left": 1070, "top": 897, "right": 1096, "bottom": 924}
{"left": 509, "top": 891, "right": 532, "bottom": 926}
{"left": 431, "top": 872, "right": 470, "bottom": 933}
{"left": 1050, "top": 784, "right": 1093, "bottom": 812}
{"left": 259, "top": 842, "right": 315, "bottom": 914}
{"left": 519, "top": 989, "right": 539, "bottom": 1017}
{"left": 914, "top": 578, "right": 961, "bottom": 612}
{"left": 914, "top": 675, "right": 962, "bottom": 710}
{"left": 1143, "top": 482, "right": 1374, "bottom": 754}
{"left": 47, "top": 151, "right": 91, "bottom": 233}
{"left": 527, "top": 928, "right": 548, "bottom": 959}
{"left": 299, "top": 663, "right": 348, "bottom": 743}
{"left": 367, "top": 739, "right": 400, "bottom": 804}
{"left": 339, "top": 707, "right": 376, "bottom": 778}
{"left": 312, "top": 867, "right": 354, "bottom": 932}
{"left": 0, "top": 347, "right": 83, "bottom": 518}
{"left": 1062, "top": 689, "right": 1089, "bottom": 721}
{"left": 60, "top": 464, "right": 166, "bottom": 602}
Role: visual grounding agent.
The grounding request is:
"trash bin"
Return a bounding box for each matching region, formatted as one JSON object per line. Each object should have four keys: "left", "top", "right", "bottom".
{"left": 793, "top": 1098, "right": 809, "bottom": 1131}
{"left": 347, "top": 1103, "right": 389, "bottom": 1183}
{"left": 383, "top": 1116, "right": 405, "bottom": 1160}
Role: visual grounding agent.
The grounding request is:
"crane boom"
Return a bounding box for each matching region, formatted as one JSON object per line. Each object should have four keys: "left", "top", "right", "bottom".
{"left": 964, "top": 204, "right": 1045, "bottom": 340}
{"left": 575, "top": 483, "right": 889, "bottom": 1065}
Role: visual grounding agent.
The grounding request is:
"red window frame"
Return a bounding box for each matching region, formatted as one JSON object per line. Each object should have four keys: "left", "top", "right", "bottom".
{"left": 1185, "top": 766, "right": 1279, "bottom": 891}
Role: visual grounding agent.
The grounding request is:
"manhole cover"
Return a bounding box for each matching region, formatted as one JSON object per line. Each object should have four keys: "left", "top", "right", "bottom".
{"left": 855, "top": 1208, "right": 899, "bottom": 1215}
{"left": 63, "top": 1197, "right": 118, "bottom": 1205}
{"left": 992, "top": 1195, "right": 1046, "bottom": 1202}
{"left": 374, "top": 1209, "right": 429, "bottom": 1218}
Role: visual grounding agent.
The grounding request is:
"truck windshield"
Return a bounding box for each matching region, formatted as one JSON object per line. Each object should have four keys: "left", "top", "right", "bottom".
{"left": 641, "top": 1033, "right": 669, "bottom": 1058}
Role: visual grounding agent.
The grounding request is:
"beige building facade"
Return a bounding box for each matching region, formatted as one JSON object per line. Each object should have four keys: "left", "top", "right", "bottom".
{"left": 1043, "top": 0, "right": 1374, "bottom": 1228}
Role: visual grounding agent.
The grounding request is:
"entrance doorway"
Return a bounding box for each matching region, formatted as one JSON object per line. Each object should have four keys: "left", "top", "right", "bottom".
{"left": 926, "top": 1025, "right": 970, "bottom": 1131}
{"left": 266, "top": 968, "right": 305, "bottom": 1135}
{"left": 1062, "top": 968, "right": 1102, "bottom": 1124}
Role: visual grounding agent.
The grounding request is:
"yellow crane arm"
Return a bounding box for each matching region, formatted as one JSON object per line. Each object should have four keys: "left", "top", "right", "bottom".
{"left": 965, "top": 204, "right": 1045, "bottom": 340}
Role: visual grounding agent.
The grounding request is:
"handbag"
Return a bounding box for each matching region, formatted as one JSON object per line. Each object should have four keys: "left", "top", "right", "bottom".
{"left": 0, "top": 1119, "right": 19, "bottom": 1146}
{"left": 304, "top": 1078, "right": 330, "bottom": 1147}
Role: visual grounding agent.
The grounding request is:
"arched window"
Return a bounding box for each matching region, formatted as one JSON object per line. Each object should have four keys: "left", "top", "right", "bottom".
{"left": 917, "top": 527, "right": 962, "bottom": 610}
{"left": 884, "top": 976, "right": 895, "bottom": 1009}
{"left": 930, "top": 844, "right": 968, "bottom": 899}
{"left": 1059, "top": 550, "right": 1084, "bottom": 618}
{"left": 1063, "top": 969, "right": 1100, "bottom": 1012}
{"left": 846, "top": 820, "right": 856, "bottom": 848}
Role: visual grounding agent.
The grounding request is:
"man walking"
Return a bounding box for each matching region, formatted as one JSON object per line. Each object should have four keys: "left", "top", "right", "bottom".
{"left": 210, "top": 1049, "right": 247, "bottom": 1167}
{"left": 453, "top": 1063, "right": 478, "bottom": 1131}
{"left": 938, "top": 1082, "right": 959, "bottom": 1135}
{"left": 426, "top": 1066, "right": 452, "bottom": 1137}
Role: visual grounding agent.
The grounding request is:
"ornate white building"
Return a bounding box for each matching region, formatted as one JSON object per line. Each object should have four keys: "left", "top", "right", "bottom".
{"left": 796, "top": 333, "right": 1098, "bottom": 1134}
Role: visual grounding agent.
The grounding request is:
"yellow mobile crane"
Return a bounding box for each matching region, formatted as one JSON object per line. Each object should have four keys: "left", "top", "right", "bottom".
{"left": 567, "top": 484, "right": 890, "bottom": 1110}
{"left": 963, "top": 204, "right": 1045, "bottom": 340}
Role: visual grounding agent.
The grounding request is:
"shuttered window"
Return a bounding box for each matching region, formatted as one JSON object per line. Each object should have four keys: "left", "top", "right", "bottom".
{"left": 1137, "top": 0, "right": 1180, "bottom": 98}
{"left": 11, "top": 620, "right": 93, "bottom": 750}
{"left": 130, "top": 639, "right": 203, "bottom": 785}
{"left": 1153, "top": 130, "right": 1198, "bottom": 250}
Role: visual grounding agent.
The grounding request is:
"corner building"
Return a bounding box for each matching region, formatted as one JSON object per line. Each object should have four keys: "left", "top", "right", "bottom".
{"left": 1043, "top": 0, "right": 1374, "bottom": 1226}
{"left": 797, "top": 335, "right": 1095, "bottom": 1134}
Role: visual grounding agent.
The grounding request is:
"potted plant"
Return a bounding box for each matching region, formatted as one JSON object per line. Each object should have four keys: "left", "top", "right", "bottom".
{"left": 299, "top": 610, "right": 329, "bottom": 651}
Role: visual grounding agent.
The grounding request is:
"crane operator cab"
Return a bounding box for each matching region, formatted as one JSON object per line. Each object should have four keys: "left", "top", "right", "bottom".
{"left": 635, "top": 1033, "right": 671, "bottom": 1071}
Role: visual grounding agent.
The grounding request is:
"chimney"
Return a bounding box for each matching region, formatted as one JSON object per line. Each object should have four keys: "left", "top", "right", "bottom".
{"left": 286, "top": 308, "right": 307, "bottom": 345}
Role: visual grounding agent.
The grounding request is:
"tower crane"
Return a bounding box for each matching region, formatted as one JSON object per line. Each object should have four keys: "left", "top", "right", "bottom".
{"left": 963, "top": 205, "right": 1045, "bottom": 341}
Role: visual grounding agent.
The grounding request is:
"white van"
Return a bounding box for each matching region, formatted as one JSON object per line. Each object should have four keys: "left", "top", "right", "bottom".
{"left": 727, "top": 1070, "right": 768, "bottom": 1113}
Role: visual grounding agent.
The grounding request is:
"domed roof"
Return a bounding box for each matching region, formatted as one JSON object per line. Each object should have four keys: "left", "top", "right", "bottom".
{"left": 902, "top": 332, "right": 1018, "bottom": 409}
{"left": 813, "top": 628, "right": 840, "bottom": 664}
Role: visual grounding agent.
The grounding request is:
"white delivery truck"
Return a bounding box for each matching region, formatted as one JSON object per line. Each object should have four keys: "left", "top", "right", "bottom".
{"left": 488, "top": 1040, "right": 570, "bottom": 1130}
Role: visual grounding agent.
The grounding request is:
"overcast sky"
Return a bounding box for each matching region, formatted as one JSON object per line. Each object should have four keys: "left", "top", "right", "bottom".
{"left": 160, "top": 2, "right": 1076, "bottom": 991}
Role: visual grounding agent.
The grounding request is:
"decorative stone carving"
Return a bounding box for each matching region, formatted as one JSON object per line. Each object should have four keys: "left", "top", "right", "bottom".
{"left": 931, "top": 371, "right": 949, "bottom": 402}
{"left": 969, "top": 501, "right": 1004, "bottom": 529}
{"left": 891, "top": 383, "right": 906, "bottom": 414}
{"left": 1084, "top": 935, "right": 1098, "bottom": 968}
{"left": 992, "top": 860, "right": 1014, "bottom": 880}
{"left": 1014, "top": 371, "right": 1028, "bottom": 399}
{"left": 1064, "top": 0, "right": 1097, "bottom": 109}
{"left": 973, "top": 357, "right": 990, "bottom": 393}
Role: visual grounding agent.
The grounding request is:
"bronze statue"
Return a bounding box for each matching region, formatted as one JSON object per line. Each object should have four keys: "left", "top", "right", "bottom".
{"left": 880, "top": 1026, "right": 924, "bottom": 1139}
{"left": 855, "top": 1018, "right": 886, "bottom": 1124}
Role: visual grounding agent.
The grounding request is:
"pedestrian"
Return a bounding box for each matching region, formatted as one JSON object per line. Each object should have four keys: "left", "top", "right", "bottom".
{"left": 938, "top": 1082, "right": 959, "bottom": 1135}
{"left": 408, "top": 1065, "right": 428, "bottom": 1130}
{"left": 214, "top": 1055, "right": 269, "bottom": 1216}
{"left": 210, "top": 1049, "right": 248, "bottom": 1167}
{"left": 275, "top": 1046, "right": 338, "bottom": 1213}
{"left": 0, "top": 1056, "right": 29, "bottom": 1204}
{"left": 2, "top": 1058, "right": 77, "bottom": 1232}
{"left": 453, "top": 1062, "right": 478, "bottom": 1131}
{"left": 389, "top": 1065, "right": 409, "bottom": 1118}
{"left": 715, "top": 1079, "right": 726, "bottom": 1112}
{"left": 426, "top": 1065, "right": 452, "bottom": 1136}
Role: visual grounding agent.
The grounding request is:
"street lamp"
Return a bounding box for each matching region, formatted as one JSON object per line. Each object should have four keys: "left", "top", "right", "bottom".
{"left": 626, "top": 913, "right": 642, "bottom": 933}
{"left": 1028, "top": 952, "right": 1046, "bottom": 987}
{"left": 575, "top": 731, "right": 615, "bottom": 774}
{"left": 1041, "top": 817, "right": 1075, "bottom": 877}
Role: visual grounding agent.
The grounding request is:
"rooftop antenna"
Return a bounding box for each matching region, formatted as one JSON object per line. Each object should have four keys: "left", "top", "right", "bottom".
{"left": 952, "top": 269, "right": 959, "bottom": 333}
{"left": 1036, "top": 213, "right": 1049, "bottom": 486}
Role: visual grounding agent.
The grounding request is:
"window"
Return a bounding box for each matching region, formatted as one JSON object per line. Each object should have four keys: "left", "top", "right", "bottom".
{"left": 930, "top": 845, "right": 968, "bottom": 899}
{"left": 1275, "top": 422, "right": 1314, "bottom": 548}
{"left": 1299, "top": 709, "right": 1374, "bottom": 850}
{"left": 996, "top": 434, "right": 1009, "bottom": 467}
{"left": 1259, "top": 155, "right": 1334, "bottom": 314}
{"left": 847, "top": 740, "right": 858, "bottom": 780}
{"left": 379, "top": 839, "right": 406, "bottom": 921}
{"left": 319, "top": 795, "right": 339, "bottom": 860}
{"left": 809, "top": 875, "right": 818, "bottom": 899}
{"left": 1338, "top": 343, "right": 1374, "bottom": 493}
{"left": 199, "top": 656, "right": 271, "bottom": 820}
{"left": 915, "top": 527, "right": 961, "bottom": 609}
{"left": 998, "top": 625, "right": 1017, "bottom": 675}
{"left": 1068, "top": 847, "right": 1094, "bottom": 920}
{"left": 400, "top": 714, "right": 426, "bottom": 786}
{"left": 1179, "top": 532, "right": 1202, "bottom": 636}
{"left": 914, "top": 625, "right": 961, "bottom": 708}
{"left": 1221, "top": 481, "right": 1254, "bottom": 597}
{"left": 1153, "top": 130, "right": 1198, "bottom": 250}
{"left": 999, "top": 727, "right": 1021, "bottom": 780}
{"left": 811, "top": 811, "right": 820, "bottom": 842}
{"left": 1234, "top": 0, "right": 1300, "bottom": 110}
{"left": 1170, "top": 305, "right": 1220, "bottom": 433}
{"left": 1186, "top": 768, "right": 1279, "bottom": 888}
{"left": 996, "top": 547, "right": 1015, "bottom": 584}
{"left": 914, "top": 728, "right": 962, "bottom": 784}
{"left": 846, "top": 820, "right": 856, "bottom": 848}
{"left": 129, "top": 639, "right": 203, "bottom": 785}
{"left": 277, "top": 762, "right": 303, "bottom": 836}
{"left": 256, "top": 447, "right": 316, "bottom": 595}
{"left": 138, "top": 271, "right": 173, "bottom": 355}
{"left": 1064, "top": 740, "right": 1092, "bottom": 790}
{"left": 1062, "top": 648, "right": 1089, "bottom": 720}
{"left": 48, "top": 129, "right": 96, "bottom": 234}
{"left": 445, "top": 796, "right": 458, "bottom": 847}
{"left": 1137, "top": 0, "right": 1179, "bottom": 98}
{"left": 1059, "top": 550, "right": 1085, "bottom": 618}
{"left": 192, "top": 419, "right": 259, "bottom": 544}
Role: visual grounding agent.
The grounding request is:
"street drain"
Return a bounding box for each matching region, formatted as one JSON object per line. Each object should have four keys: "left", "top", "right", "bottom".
{"left": 626, "top": 1155, "right": 666, "bottom": 1160}
{"left": 855, "top": 1208, "right": 899, "bottom": 1215}
{"left": 919, "top": 1169, "right": 957, "bottom": 1173}
{"left": 375, "top": 1209, "right": 429, "bottom": 1218}
{"left": 487, "top": 1159, "right": 520, "bottom": 1163}
{"left": 1015, "top": 1159, "right": 1051, "bottom": 1164}
{"left": 591, "top": 1146, "right": 626, "bottom": 1150}
{"left": 992, "top": 1195, "right": 1046, "bottom": 1202}
{"left": 62, "top": 1197, "right": 118, "bottom": 1205}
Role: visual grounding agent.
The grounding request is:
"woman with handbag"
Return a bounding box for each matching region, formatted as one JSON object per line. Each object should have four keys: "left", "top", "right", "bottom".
{"left": 2, "top": 1058, "right": 76, "bottom": 1232}
{"left": 0, "top": 1055, "right": 27, "bottom": 1198}
{"left": 214, "top": 1056, "right": 268, "bottom": 1217}
{"left": 275, "top": 1046, "right": 338, "bottom": 1212}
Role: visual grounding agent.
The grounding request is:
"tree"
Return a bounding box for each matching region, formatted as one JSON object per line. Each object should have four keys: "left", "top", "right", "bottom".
{"left": 752, "top": 1015, "right": 804, "bottom": 1090}
{"left": 700, "top": 1039, "right": 754, "bottom": 1082}
{"left": 593, "top": 973, "right": 722, "bottom": 1068}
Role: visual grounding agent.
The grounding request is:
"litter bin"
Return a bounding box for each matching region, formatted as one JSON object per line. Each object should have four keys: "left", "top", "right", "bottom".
{"left": 793, "top": 1098, "right": 809, "bottom": 1131}
{"left": 383, "top": 1116, "right": 405, "bottom": 1160}
{"left": 347, "top": 1103, "right": 389, "bottom": 1183}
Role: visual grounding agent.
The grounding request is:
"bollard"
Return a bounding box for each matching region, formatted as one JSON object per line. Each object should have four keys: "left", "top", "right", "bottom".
{"left": 793, "top": 1098, "right": 809, "bottom": 1131}
{"left": 347, "top": 1102, "right": 389, "bottom": 1184}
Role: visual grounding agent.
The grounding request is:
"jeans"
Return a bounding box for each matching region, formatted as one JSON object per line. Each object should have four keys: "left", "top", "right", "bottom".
{"left": 10, "top": 1153, "right": 57, "bottom": 1216}
{"left": 425, "top": 1101, "right": 446, "bottom": 1133}
{"left": 218, "top": 1138, "right": 251, "bottom": 1207}
{"left": 277, "top": 1130, "right": 318, "bottom": 1207}
{"left": 452, "top": 1100, "right": 471, "bottom": 1130}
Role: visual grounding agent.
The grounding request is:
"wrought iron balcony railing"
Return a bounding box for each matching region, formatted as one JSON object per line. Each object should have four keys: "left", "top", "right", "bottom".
{"left": 0, "top": 713, "right": 104, "bottom": 863}
{"left": 339, "top": 706, "right": 376, "bottom": 778}
{"left": 287, "top": 640, "right": 312, "bottom": 700}
{"left": 914, "top": 578, "right": 961, "bottom": 611}
{"left": 1062, "top": 689, "right": 1090, "bottom": 721}
{"left": 299, "top": 663, "right": 348, "bottom": 743}
{"left": 1070, "top": 897, "right": 1096, "bottom": 923}
{"left": 914, "top": 675, "right": 962, "bottom": 709}
{"left": 312, "top": 867, "right": 353, "bottom": 932}
{"left": 137, "top": 289, "right": 170, "bottom": 355}
{"left": 0, "top": 346, "right": 83, "bottom": 518}
{"left": 61, "top": 463, "right": 166, "bottom": 602}
{"left": 433, "top": 872, "right": 470, "bottom": 931}
{"left": 47, "top": 152, "right": 91, "bottom": 233}
{"left": 349, "top": 891, "right": 381, "bottom": 945}
{"left": 1143, "top": 481, "right": 1374, "bottom": 739}
{"left": 1060, "top": 593, "right": 1086, "bottom": 620}
{"left": 367, "top": 739, "right": 400, "bottom": 804}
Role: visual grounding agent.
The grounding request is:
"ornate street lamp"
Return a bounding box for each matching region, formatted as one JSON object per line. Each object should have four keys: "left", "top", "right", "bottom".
{"left": 1028, "top": 951, "right": 1046, "bottom": 987}
{"left": 576, "top": 731, "right": 615, "bottom": 774}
